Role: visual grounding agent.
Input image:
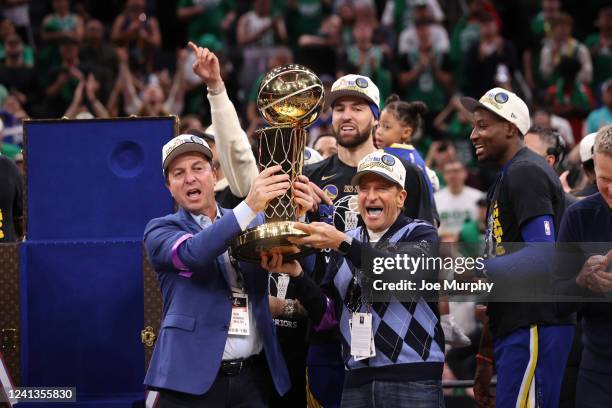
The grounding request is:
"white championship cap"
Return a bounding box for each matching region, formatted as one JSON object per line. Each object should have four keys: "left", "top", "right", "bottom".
{"left": 580, "top": 132, "right": 597, "bottom": 163}
{"left": 162, "top": 134, "right": 213, "bottom": 174}
{"left": 352, "top": 151, "right": 405, "bottom": 188}
{"left": 328, "top": 74, "right": 380, "bottom": 110}
{"left": 304, "top": 146, "right": 323, "bottom": 166}
{"left": 460, "top": 87, "right": 531, "bottom": 135}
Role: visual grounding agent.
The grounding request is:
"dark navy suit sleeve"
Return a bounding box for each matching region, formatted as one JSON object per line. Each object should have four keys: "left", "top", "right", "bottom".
{"left": 552, "top": 209, "right": 591, "bottom": 298}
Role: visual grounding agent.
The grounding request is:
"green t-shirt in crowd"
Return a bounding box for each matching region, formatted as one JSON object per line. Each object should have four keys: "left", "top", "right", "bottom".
{"left": 399, "top": 49, "right": 451, "bottom": 114}
{"left": 178, "top": 0, "right": 235, "bottom": 43}
{"left": 459, "top": 219, "right": 484, "bottom": 258}
{"left": 43, "top": 13, "right": 79, "bottom": 33}
{"left": 449, "top": 17, "right": 480, "bottom": 88}
{"left": 285, "top": 0, "right": 326, "bottom": 46}
{"left": 0, "top": 143, "right": 21, "bottom": 160}
{"left": 528, "top": 12, "right": 550, "bottom": 89}
{"left": 459, "top": 219, "right": 483, "bottom": 245}
{"left": 0, "top": 45, "right": 34, "bottom": 67}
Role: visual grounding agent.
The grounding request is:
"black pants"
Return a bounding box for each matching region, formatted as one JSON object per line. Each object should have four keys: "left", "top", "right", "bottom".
{"left": 156, "top": 358, "right": 272, "bottom": 408}
{"left": 576, "top": 367, "right": 612, "bottom": 408}
{"left": 269, "top": 350, "right": 307, "bottom": 407}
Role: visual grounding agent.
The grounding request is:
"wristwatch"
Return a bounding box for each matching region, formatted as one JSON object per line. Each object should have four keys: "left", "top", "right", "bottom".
{"left": 337, "top": 236, "right": 353, "bottom": 256}
{"left": 283, "top": 299, "right": 296, "bottom": 318}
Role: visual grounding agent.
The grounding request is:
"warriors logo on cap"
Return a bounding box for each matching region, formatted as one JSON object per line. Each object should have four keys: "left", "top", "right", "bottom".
{"left": 381, "top": 154, "right": 396, "bottom": 166}
{"left": 355, "top": 77, "right": 369, "bottom": 88}
{"left": 352, "top": 151, "right": 405, "bottom": 188}
{"left": 494, "top": 92, "right": 509, "bottom": 104}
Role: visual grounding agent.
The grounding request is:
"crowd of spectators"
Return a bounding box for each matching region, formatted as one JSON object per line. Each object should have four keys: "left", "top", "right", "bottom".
{"left": 0, "top": 0, "right": 609, "bottom": 196}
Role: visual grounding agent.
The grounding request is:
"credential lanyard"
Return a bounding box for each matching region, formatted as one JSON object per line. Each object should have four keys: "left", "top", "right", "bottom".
{"left": 215, "top": 207, "right": 245, "bottom": 291}
{"left": 226, "top": 247, "right": 245, "bottom": 291}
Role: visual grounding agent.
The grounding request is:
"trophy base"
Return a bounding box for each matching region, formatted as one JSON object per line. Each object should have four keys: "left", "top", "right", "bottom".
{"left": 231, "top": 221, "right": 315, "bottom": 263}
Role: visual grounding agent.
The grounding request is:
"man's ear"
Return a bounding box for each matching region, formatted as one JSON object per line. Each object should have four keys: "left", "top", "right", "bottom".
{"left": 397, "top": 189, "right": 407, "bottom": 208}
{"left": 507, "top": 123, "right": 521, "bottom": 139}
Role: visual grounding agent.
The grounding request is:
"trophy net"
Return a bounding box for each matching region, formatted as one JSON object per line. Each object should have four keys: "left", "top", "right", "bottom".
{"left": 257, "top": 126, "right": 306, "bottom": 222}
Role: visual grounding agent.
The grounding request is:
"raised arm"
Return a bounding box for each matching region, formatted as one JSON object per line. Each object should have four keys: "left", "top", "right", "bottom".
{"left": 189, "top": 42, "right": 258, "bottom": 197}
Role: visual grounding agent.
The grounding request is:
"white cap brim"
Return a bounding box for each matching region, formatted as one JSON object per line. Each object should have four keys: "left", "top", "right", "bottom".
{"left": 460, "top": 96, "right": 489, "bottom": 114}
{"left": 460, "top": 96, "right": 512, "bottom": 126}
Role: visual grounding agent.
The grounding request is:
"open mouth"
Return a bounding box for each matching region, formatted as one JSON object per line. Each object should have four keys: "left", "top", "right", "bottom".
{"left": 186, "top": 188, "right": 201, "bottom": 199}
{"left": 366, "top": 207, "right": 383, "bottom": 217}
{"left": 340, "top": 124, "right": 356, "bottom": 133}
{"left": 473, "top": 144, "right": 485, "bottom": 155}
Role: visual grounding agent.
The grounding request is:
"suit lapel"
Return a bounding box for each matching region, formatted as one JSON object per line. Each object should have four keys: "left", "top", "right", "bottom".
{"left": 178, "top": 208, "right": 203, "bottom": 235}
{"left": 216, "top": 207, "right": 234, "bottom": 290}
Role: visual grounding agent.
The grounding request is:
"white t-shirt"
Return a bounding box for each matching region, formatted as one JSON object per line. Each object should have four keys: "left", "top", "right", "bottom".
{"left": 434, "top": 186, "right": 484, "bottom": 236}
{"left": 398, "top": 24, "right": 450, "bottom": 55}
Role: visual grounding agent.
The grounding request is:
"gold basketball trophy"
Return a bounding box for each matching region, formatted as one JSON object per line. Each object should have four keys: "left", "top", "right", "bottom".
{"left": 231, "top": 64, "right": 324, "bottom": 263}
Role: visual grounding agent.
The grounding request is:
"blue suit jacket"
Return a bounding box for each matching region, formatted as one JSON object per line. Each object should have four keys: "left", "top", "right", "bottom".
{"left": 143, "top": 206, "right": 290, "bottom": 395}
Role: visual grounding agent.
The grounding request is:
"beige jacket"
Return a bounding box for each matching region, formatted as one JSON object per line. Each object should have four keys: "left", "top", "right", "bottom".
{"left": 207, "top": 89, "right": 258, "bottom": 198}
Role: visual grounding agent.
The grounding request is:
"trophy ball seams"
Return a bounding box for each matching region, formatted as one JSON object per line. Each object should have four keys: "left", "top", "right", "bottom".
{"left": 257, "top": 64, "right": 325, "bottom": 127}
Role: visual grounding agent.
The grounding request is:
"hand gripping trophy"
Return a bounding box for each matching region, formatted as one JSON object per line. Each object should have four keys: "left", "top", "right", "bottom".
{"left": 231, "top": 64, "right": 324, "bottom": 263}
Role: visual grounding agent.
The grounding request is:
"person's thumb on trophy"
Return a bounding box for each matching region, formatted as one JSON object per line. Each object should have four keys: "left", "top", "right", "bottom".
{"left": 289, "top": 222, "right": 347, "bottom": 250}
{"left": 289, "top": 222, "right": 313, "bottom": 240}
{"left": 245, "top": 165, "right": 290, "bottom": 213}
